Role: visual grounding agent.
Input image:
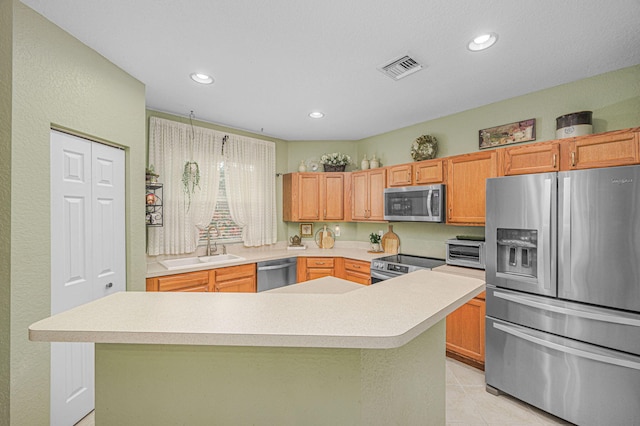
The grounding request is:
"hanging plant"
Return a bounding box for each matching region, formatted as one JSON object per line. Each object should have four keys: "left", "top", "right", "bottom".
{"left": 182, "top": 160, "right": 200, "bottom": 211}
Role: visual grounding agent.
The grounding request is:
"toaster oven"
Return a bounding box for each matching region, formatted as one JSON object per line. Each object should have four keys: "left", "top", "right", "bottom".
{"left": 446, "top": 238, "right": 486, "bottom": 270}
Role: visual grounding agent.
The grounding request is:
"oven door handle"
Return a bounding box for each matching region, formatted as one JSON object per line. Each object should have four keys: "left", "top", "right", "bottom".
{"left": 370, "top": 270, "right": 400, "bottom": 281}
{"left": 493, "top": 321, "right": 640, "bottom": 370}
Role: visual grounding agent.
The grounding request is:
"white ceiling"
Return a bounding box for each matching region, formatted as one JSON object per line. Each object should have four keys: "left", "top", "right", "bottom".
{"left": 21, "top": 0, "right": 640, "bottom": 141}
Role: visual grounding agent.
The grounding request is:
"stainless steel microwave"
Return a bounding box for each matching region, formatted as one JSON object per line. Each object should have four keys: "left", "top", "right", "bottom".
{"left": 383, "top": 184, "right": 445, "bottom": 222}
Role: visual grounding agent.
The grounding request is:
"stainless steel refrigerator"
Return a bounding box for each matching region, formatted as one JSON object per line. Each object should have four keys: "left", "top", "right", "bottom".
{"left": 485, "top": 165, "right": 640, "bottom": 426}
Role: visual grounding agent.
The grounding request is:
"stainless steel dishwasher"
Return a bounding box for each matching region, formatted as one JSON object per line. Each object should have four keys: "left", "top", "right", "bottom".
{"left": 256, "top": 257, "right": 297, "bottom": 292}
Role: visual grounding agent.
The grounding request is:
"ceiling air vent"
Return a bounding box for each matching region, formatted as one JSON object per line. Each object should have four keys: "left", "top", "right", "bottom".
{"left": 378, "top": 55, "right": 423, "bottom": 80}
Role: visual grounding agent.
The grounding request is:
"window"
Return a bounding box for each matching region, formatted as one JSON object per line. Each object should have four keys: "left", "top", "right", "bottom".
{"left": 197, "top": 162, "right": 243, "bottom": 245}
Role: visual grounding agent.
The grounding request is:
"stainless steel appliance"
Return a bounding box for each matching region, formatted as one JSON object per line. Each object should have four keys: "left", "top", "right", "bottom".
{"left": 383, "top": 184, "right": 445, "bottom": 222}
{"left": 445, "top": 238, "right": 486, "bottom": 270}
{"left": 257, "top": 257, "right": 297, "bottom": 292}
{"left": 485, "top": 165, "right": 640, "bottom": 426}
{"left": 370, "top": 254, "right": 445, "bottom": 283}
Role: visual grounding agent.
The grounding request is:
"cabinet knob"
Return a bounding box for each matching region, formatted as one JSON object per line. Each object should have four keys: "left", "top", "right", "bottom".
{"left": 106, "top": 282, "right": 113, "bottom": 289}
{"left": 416, "top": 171, "right": 420, "bottom": 180}
{"left": 570, "top": 152, "right": 576, "bottom": 167}
{"left": 552, "top": 154, "right": 557, "bottom": 168}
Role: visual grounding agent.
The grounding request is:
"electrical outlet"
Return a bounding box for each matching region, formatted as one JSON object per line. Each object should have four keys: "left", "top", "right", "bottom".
{"left": 334, "top": 225, "right": 341, "bottom": 237}
{"left": 378, "top": 230, "right": 384, "bottom": 237}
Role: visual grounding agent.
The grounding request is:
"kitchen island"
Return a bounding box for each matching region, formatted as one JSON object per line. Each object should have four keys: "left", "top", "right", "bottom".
{"left": 30, "top": 270, "right": 484, "bottom": 425}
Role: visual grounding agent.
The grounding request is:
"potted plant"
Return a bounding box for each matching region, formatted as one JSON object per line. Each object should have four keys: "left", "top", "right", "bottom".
{"left": 320, "top": 152, "right": 351, "bottom": 172}
{"left": 145, "top": 165, "right": 159, "bottom": 184}
{"left": 369, "top": 232, "right": 382, "bottom": 252}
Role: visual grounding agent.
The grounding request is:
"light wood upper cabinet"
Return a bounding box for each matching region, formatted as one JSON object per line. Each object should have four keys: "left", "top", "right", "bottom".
{"left": 414, "top": 158, "right": 446, "bottom": 185}
{"left": 446, "top": 151, "right": 498, "bottom": 226}
{"left": 387, "top": 164, "right": 413, "bottom": 187}
{"left": 283, "top": 172, "right": 347, "bottom": 222}
{"left": 351, "top": 168, "right": 386, "bottom": 221}
{"left": 501, "top": 142, "right": 560, "bottom": 176}
{"left": 560, "top": 128, "right": 640, "bottom": 170}
{"left": 387, "top": 159, "right": 445, "bottom": 187}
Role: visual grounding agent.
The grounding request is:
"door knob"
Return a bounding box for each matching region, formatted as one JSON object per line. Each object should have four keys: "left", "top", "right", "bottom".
{"left": 106, "top": 282, "right": 113, "bottom": 289}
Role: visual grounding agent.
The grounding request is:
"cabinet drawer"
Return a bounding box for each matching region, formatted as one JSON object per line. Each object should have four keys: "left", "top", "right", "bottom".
{"left": 156, "top": 271, "right": 210, "bottom": 292}
{"left": 344, "top": 270, "right": 370, "bottom": 285}
{"left": 343, "top": 259, "right": 370, "bottom": 274}
{"left": 215, "top": 276, "right": 256, "bottom": 293}
{"left": 214, "top": 264, "right": 255, "bottom": 282}
{"left": 305, "top": 257, "right": 335, "bottom": 268}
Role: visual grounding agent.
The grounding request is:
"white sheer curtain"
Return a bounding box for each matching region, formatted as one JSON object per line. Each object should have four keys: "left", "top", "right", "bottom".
{"left": 224, "top": 135, "right": 277, "bottom": 247}
{"left": 147, "top": 117, "right": 222, "bottom": 255}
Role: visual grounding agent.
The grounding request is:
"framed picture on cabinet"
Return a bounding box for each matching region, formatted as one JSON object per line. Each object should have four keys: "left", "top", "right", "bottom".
{"left": 300, "top": 223, "right": 313, "bottom": 238}
{"left": 479, "top": 118, "right": 536, "bottom": 149}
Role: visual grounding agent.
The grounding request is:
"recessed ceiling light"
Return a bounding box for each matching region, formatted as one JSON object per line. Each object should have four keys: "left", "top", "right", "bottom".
{"left": 468, "top": 33, "right": 498, "bottom": 51}
{"left": 309, "top": 111, "right": 325, "bottom": 119}
{"left": 190, "top": 73, "right": 214, "bottom": 84}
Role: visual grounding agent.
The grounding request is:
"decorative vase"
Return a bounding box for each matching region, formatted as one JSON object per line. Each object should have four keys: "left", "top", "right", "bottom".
{"left": 361, "top": 155, "right": 370, "bottom": 170}
{"left": 369, "top": 155, "right": 380, "bottom": 169}
{"left": 370, "top": 242, "right": 381, "bottom": 252}
{"left": 323, "top": 164, "right": 346, "bottom": 172}
{"left": 298, "top": 160, "right": 307, "bottom": 172}
{"left": 411, "top": 135, "right": 438, "bottom": 161}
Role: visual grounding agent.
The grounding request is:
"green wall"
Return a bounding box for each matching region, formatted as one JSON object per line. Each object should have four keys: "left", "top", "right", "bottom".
{"left": 0, "top": 1, "right": 13, "bottom": 425}
{"left": 285, "top": 65, "right": 640, "bottom": 257}
{"left": 6, "top": 2, "right": 147, "bottom": 424}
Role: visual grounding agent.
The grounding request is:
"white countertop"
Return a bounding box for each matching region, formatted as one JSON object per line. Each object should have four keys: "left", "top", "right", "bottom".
{"left": 29, "top": 270, "right": 484, "bottom": 349}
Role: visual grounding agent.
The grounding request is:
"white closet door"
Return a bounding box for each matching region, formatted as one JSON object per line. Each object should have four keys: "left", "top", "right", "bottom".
{"left": 50, "top": 130, "right": 125, "bottom": 426}
{"left": 91, "top": 142, "right": 125, "bottom": 299}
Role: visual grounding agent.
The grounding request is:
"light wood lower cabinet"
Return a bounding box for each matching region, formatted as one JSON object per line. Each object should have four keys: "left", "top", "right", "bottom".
{"left": 297, "top": 257, "right": 335, "bottom": 282}
{"left": 341, "top": 258, "right": 371, "bottom": 285}
{"left": 297, "top": 257, "right": 371, "bottom": 285}
{"left": 446, "top": 292, "right": 486, "bottom": 369}
{"left": 213, "top": 264, "right": 256, "bottom": 293}
{"left": 146, "top": 264, "right": 256, "bottom": 293}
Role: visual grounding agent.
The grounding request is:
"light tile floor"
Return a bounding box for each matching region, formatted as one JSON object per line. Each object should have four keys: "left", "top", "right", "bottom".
{"left": 75, "top": 358, "right": 571, "bottom": 426}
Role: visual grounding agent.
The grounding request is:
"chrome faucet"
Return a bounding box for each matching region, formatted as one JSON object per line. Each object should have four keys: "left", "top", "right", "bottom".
{"left": 205, "top": 224, "right": 220, "bottom": 256}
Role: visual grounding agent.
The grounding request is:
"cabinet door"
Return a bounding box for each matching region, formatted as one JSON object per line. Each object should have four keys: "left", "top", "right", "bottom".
{"left": 306, "top": 268, "right": 335, "bottom": 280}
{"left": 446, "top": 151, "right": 497, "bottom": 225}
{"left": 214, "top": 264, "right": 256, "bottom": 293}
{"left": 414, "top": 159, "right": 445, "bottom": 184}
{"left": 155, "top": 271, "right": 211, "bottom": 292}
{"left": 351, "top": 172, "right": 369, "bottom": 220}
{"left": 387, "top": 164, "right": 413, "bottom": 187}
{"left": 322, "top": 173, "right": 345, "bottom": 220}
{"left": 367, "top": 169, "right": 387, "bottom": 221}
{"left": 502, "top": 142, "right": 560, "bottom": 175}
{"left": 446, "top": 297, "right": 486, "bottom": 367}
{"left": 297, "top": 174, "right": 321, "bottom": 220}
{"left": 561, "top": 129, "right": 640, "bottom": 170}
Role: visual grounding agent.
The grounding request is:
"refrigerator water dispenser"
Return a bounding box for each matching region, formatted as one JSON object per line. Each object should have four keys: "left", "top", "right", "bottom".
{"left": 496, "top": 229, "right": 537, "bottom": 278}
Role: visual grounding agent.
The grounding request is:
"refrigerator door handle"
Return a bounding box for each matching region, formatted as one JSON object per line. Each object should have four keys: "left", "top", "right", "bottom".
{"left": 541, "top": 178, "right": 552, "bottom": 290}
{"left": 493, "top": 290, "right": 640, "bottom": 327}
{"left": 493, "top": 321, "right": 640, "bottom": 370}
{"left": 559, "top": 176, "right": 571, "bottom": 289}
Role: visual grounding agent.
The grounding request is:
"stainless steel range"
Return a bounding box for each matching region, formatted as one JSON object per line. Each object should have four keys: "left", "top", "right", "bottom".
{"left": 370, "top": 254, "right": 445, "bottom": 283}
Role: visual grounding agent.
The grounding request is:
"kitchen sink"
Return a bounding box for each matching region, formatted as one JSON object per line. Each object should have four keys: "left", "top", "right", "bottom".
{"left": 159, "top": 254, "right": 245, "bottom": 270}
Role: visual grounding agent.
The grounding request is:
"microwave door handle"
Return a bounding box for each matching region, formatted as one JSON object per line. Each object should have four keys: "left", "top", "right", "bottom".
{"left": 426, "top": 189, "right": 433, "bottom": 217}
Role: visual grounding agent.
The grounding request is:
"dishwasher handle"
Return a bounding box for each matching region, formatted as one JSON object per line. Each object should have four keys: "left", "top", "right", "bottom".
{"left": 257, "top": 263, "right": 295, "bottom": 272}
